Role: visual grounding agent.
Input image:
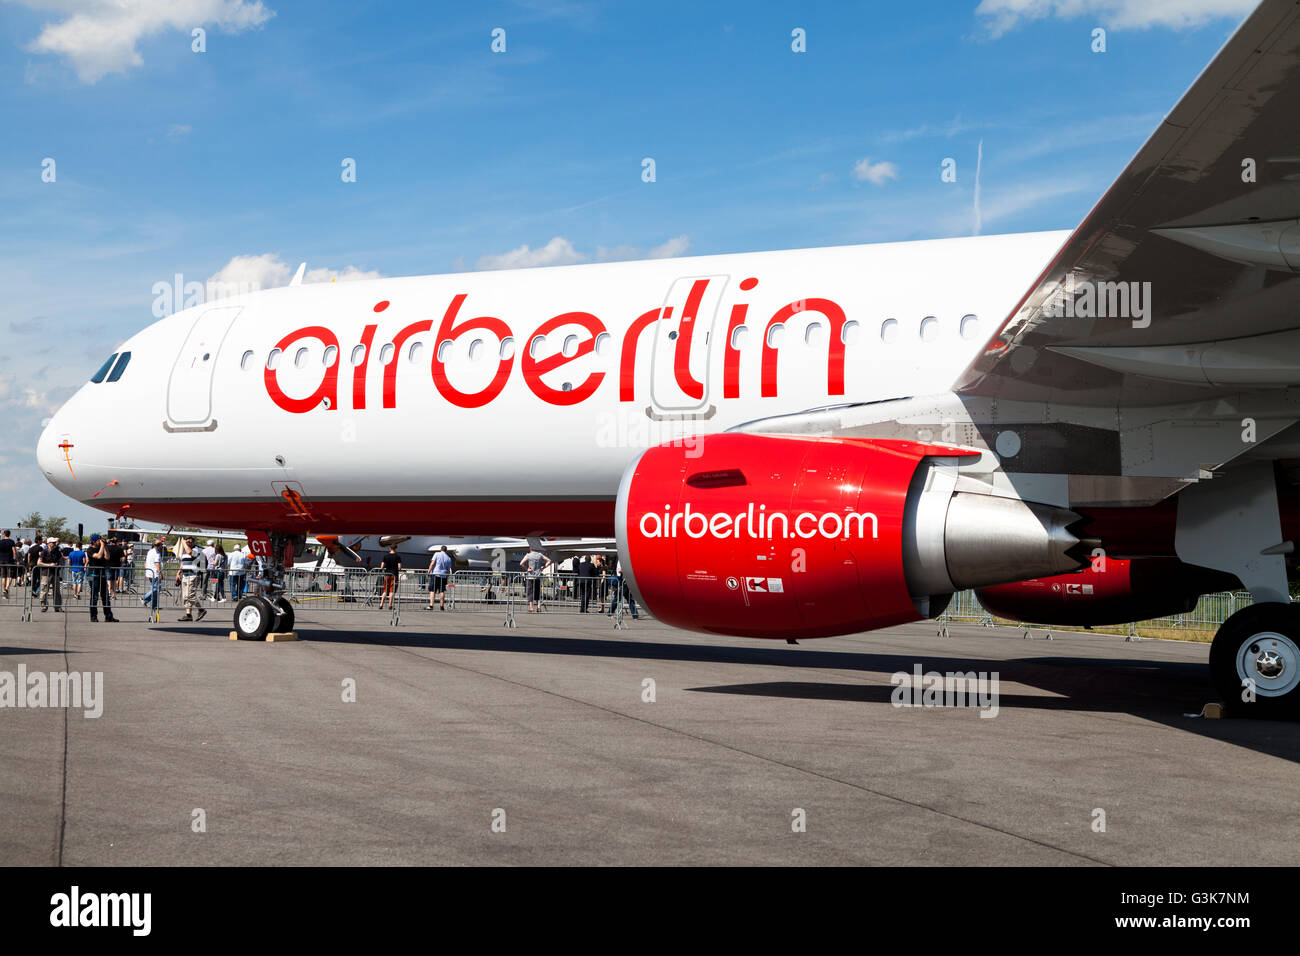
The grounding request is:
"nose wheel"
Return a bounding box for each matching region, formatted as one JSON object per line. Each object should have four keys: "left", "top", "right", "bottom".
{"left": 231, "top": 595, "right": 295, "bottom": 638}
{"left": 1210, "top": 602, "right": 1300, "bottom": 717}
{"left": 231, "top": 531, "right": 302, "bottom": 639}
{"left": 234, "top": 596, "right": 273, "bottom": 640}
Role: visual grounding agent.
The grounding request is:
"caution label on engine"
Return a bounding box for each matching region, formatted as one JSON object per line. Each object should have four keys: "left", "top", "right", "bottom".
{"left": 745, "top": 577, "right": 784, "bottom": 593}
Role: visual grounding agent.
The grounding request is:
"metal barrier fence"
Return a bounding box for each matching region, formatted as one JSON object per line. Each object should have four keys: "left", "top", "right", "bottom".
{"left": 935, "top": 588, "right": 1257, "bottom": 637}
{"left": 278, "top": 568, "right": 642, "bottom": 628}
{"left": 9, "top": 560, "right": 263, "bottom": 622}
{"left": 9, "top": 559, "right": 1255, "bottom": 636}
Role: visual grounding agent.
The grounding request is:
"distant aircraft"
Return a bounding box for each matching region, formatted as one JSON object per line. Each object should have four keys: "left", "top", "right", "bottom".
{"left": 306, "top": 533, "right": 615, "bottom": 571}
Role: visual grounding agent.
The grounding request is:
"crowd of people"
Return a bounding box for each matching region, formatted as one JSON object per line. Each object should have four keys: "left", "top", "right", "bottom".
{"left": 2, "top": 526, "right": 642, "bottom": 621}
{"left": 0, "top": 529, "right": 264, "bottom": 623}
{"left": 367, "top": 544, "right": 639, "bottom": 618}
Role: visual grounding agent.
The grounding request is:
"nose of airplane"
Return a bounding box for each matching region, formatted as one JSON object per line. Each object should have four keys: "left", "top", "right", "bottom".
{"left": 36, "top": 404, "right": 76, "bottom": 497}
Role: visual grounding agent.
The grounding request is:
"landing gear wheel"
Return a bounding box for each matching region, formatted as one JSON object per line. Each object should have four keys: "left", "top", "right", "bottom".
{"left": 234, "top": 596, "right": 274, "bottom": 640}
{"left": 272, "top": 596, "right": 294, "bottom": 634}
{"left": 1210, "top": 602, "right": 1300, "bottom": 718}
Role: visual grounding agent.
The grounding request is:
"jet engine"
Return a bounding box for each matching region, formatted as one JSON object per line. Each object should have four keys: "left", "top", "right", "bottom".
{"left": 975, "top": 558, "right": 1239, "bottom": 626}
{"left": 615, "top": 433, "right": 1094, "bottom": 639}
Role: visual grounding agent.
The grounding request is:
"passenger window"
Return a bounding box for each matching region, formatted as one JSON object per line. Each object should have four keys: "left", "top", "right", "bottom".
{"left": 499, "top": 337, "right": 515, "bottom": 360}
{"left": 322, "top": 345, "right": 338, "bottom": 366}
{"left": 730, "top": 326, "right": 748, "bottom": 349}
{"left": 350, "top": 345, "right": 366, "bottom": 367}
{"left": 880, "top": 319, "right": 899, "bottom": 344}
{"left": 106, "top": 351, "right": 132, "bottom": 382}
{"left": 468, "top": 338, "right": 484, "bottom": 362}
{"left": 294, "top": 348, "right": 309, "bottom": 369}
{"left": 765, "top": 324, "right": 785, "bottom": 348}
{"left": 960, "top": 314, "right": 980, "bottom": 340}
{"left": 594, "top": 332, "right": 611, "bottom": 356}
{"left": 240, "top": 350, "right": 255, "bottom": 370}
{"left": 842, "top": 320, "right": 860, "bottom": 345}
{"left": 920, "top": 316, "right": 939, "bottom": 341}
{"left": 804, "top": 322, "right": 825, "bottom": 347}
{"left": 90, "top": 353, "right": 119, "bottom": 384}
{"left": 379, "top": 343, "right": 394, "bottom": 365}
{"left": 267, "top": 349, "right": 281, "bottom": 370}
{"left": 407, "top": 341, "right": 423, "bottom": 363}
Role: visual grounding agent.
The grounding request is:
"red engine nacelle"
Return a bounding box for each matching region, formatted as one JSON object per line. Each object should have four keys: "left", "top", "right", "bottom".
{"left": 975, "top": 558, "right": 1239, "bottom": 626}
{"left": 616, "top": 433, "right": 1092, "bottom": 639}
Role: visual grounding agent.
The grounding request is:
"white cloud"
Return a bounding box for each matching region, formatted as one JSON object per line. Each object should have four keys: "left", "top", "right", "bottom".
{"left": 16, "top": 0, "right": 275, "bottom": 83}
{"left": 477, "top": 235, "right": 691, "bottom": 270}
{"left": 0, "top": 375, "right": 69, "bottom": 419}
{"left": 851, "top": 158, "right": 899, "bottom": 186}
{"left": 206, "top": 253, "right": 381, "bottom": 296}
{"left": 879, "top": 117, "right": 985, "bottom": 144}
{"left": 476, "top": 236, "right": 587, "bottom": 271}
{"left": 647, "top": 235, "right": 691, "bottom": 258}
{"left": 975, "top": 0, "right": 1254, "bottom": 37}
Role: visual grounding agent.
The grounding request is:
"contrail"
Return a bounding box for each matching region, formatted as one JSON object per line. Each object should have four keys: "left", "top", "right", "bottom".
{"left": 973, "top": 138, "right": 983, "bottom": 236}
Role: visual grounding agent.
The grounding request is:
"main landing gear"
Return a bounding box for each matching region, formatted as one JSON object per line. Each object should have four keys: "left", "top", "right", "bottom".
{"left": 1176, "top": 462, "right": 1299, "bottom": 718}
{"left": 1210, "top": 603, "right": 1300, "bottom": 717}
{"left": 231, "top": 532, "right": 300, "bottom": 640}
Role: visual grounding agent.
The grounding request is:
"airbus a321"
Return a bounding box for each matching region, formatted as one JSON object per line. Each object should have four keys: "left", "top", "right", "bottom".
{"left": 38, "top": 1, "right": 1300, "bottom": 714}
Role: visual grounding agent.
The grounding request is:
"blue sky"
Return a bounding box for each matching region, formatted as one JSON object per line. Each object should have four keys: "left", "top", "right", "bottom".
{"left": 0, "top": 0, "right": 1256, "bottom": 530}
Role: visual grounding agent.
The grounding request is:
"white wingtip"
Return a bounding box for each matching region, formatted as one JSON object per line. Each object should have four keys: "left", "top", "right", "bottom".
{"left": 289, "top": 262, "right": 307, "bottom": 287}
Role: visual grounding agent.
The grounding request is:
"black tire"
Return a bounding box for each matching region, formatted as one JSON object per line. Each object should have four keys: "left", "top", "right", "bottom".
{"left": 272, "top": 596, "right": 295, "bottom": 633}
{"left": 1210, "top": 602, "right": 1300, "bottom": 718}
{"left": 233, "top": 596, "right": 273, "bottom": 640}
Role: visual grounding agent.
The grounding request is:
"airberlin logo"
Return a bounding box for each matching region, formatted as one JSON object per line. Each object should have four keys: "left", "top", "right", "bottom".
{"left": 639, "top": 503, "right": 878, "bottom": 540}
{"left": 263, "top": 278, "right": 853, "bottom": 413}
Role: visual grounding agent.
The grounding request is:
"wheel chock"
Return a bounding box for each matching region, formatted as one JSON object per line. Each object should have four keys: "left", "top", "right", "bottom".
{"left": 1183, "top": 702, "right": 1224, "bottom": 719}
{"left": 229, "top": 631, "right": 298, "bottom": 642}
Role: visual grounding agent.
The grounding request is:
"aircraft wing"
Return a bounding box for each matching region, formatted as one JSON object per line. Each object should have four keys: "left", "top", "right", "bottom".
{"left": 957, "top": 0, "right": 1300, "bottom": 412}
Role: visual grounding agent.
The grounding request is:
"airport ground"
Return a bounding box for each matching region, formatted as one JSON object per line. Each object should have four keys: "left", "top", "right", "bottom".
{"left": 2, "top": 603, "right": 1298, "bottom": 866}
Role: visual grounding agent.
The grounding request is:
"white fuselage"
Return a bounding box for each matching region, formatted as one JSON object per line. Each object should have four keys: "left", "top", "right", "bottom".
{"left": 38, "top": 231, "right": 1066, "bottom": 535}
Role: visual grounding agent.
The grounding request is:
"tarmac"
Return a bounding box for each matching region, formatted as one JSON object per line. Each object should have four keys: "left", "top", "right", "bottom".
{"left": 2, "top": 599, "right": 1299, "bottom": 866}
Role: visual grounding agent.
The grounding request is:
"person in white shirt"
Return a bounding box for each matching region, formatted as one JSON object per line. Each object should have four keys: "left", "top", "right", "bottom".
{"left": 174, "top": 535, "right": 206, "bottom": 622}
{"left": 426, "top": 545, "right": 454, "bottom": 610}
{"left": 201, "top": 540, "right": 217, "bottom": 598}
{"left": 141, "top": 539, "right": 164, "bottom": 611}
{"left": 228, "top": 546, "right": 246, "bottom": 601}
{"left": 519, "top": 549, "right": 551, "bottom": 613}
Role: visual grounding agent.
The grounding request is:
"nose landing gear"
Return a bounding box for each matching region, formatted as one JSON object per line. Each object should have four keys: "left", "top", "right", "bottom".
{"left": 231, "top": 532, "right": 300, "bottom": 640}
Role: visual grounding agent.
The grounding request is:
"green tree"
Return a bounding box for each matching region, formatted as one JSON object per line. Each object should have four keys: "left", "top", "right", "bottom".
{"left": 18, "top": 512, "right": 71, "bottom": 540}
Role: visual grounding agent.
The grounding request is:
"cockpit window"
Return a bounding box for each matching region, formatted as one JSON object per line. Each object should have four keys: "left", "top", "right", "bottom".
{"left": 90, "top": 353, "right": 119, "bottom": 383}
{"left": 106, "top": 351, "right": 132, "bottom": 382}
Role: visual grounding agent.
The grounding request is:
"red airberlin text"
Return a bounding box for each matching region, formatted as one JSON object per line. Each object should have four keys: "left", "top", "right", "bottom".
{"left": 263, "top": 279, "right": 852, "bottom": 412}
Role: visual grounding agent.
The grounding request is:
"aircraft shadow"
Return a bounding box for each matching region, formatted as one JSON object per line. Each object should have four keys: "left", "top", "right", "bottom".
{"left": 0, "top": 646, "right": 69, "bottom": 657}
{"left": 155, "top": 624, "right": 1300, "bottom": 763}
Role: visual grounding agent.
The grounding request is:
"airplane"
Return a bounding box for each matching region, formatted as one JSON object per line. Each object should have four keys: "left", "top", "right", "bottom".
{"left": 35, "top": 0, "right": 1300, "bottom": 715}
{"left": 309, "top": 534, "right": 616, "bottom": 571}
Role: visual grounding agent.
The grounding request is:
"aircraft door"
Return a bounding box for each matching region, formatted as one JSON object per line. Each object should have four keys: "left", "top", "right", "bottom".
{"left": 166, "top": 306, "right": 241, "bottom": 430}
{"left": 650, "top": 275, "right": 728, "bottom": 417}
